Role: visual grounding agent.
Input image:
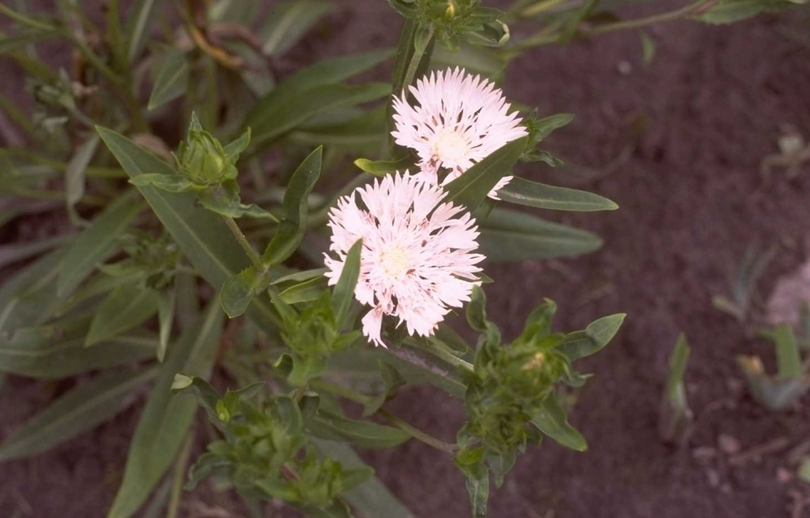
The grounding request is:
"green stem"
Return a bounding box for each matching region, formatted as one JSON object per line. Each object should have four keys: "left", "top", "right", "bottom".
{"left": 0, "top": 3, "right": 57, "bottom": 31}
{"left": 223, "top": 216, "right": 264, "bottom": 270}
{"left": 401, "top": 25, "right": 434, "bottom": 93}
{"left": 580, "top": 0, "right": 712, "bottom": 36}
{"left": 379, "top": 408, "right": 458, "bottom": 454}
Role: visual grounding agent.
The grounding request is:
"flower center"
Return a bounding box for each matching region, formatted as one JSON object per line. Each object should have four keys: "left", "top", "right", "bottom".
{"left": 434, "top": 129, "right": 468, "bottom": 165}
{"left": 379, "top": 245, "right": 411, "bottom": 280}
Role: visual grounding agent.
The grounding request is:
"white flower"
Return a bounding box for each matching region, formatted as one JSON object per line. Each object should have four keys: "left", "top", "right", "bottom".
{"left": 392, "top": 67, "right": 527, "bottom": 199}
{"left": 324, "top": 173, "right": 484, "bottom": 347}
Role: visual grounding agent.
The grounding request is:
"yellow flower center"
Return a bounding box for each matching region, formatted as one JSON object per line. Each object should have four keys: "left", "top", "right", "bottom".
{"left": 379, "top": 245, "right": 411, "bottom": 280}
{"left": 434, "top": 129, "right": 468, "bottom": 165}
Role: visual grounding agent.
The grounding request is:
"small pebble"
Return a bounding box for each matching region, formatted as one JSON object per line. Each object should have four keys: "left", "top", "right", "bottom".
{"left": 719, "top": 434, "right": 741, "bottom": 455}
{"left": 617, "top": 61, "right": 632, "bottom": 75}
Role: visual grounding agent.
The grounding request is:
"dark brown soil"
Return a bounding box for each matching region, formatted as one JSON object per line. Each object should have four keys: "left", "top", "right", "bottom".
{"left": 3, "top": 2, "right": 810, "bottom": 518}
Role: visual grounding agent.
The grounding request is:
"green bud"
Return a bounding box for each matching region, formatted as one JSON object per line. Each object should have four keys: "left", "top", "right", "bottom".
{"left": 179, "top": 130, "right": 232, "bottom": 182}
{"left": 216, "top": 399, "right": 231, "bottom": 422}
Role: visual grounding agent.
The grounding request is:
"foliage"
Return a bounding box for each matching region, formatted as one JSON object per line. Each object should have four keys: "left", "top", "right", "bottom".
{"left": 0, "top": 0, "right": 789, "bottom": 517}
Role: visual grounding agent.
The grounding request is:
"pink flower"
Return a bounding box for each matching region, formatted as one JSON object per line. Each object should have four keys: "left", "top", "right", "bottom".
{"left": 324, "top": 174, "right": 484, "bottom": 346}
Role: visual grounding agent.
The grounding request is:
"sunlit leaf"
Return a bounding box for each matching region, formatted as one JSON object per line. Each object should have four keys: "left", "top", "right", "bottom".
{"left": 499, "top": 177, "right": 617, "bottom": 211}
{"left": 331, "top": 240, "right": 362, "bottom": 330}
{"left": 558, "top": 313, "right": 625, "bottom": 362}
{"left": 530, "top": 393, "right": 587, "bottom": 451}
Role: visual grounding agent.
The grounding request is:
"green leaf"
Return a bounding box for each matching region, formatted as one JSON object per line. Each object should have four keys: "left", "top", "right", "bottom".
{"left": 530, "top": 113, "right": 575, "bottom": 141}
{"left": 695, "top": 0, "right": 770, "bottom": 24}
{"left": 220, "top": 267, "right": 260, "bottom": 318}
{"left": 260, "top": 0, "right": 336, "bottom": 56}
{"left": 331, "top": 240, "right": 362, "bottom": 330}
{"left": 107, "top": 300, "right": 223, "bottom": 518}
{"left": 124, "top": 0, "right": 165, "bottom": 63}
{"left": 311, "top": 410, "right": 411, "bottom": 449}
{"left": 371, "top": 346, "right": 467, "bottom": 398}
{"left": 459, "top": 460, "right": 489, "bottom": 518}
{"left": 432, "top": 41, "right": 507, "bottom": 79}
{"left": 466, "top": 285, "right": 489, "bottom": 333}
{"left": 478, "top": 208, "right": 602, "bottom": 262}
{"left": 530, "top": 394, "right": 587, "bottom": 451}
{"left": 0, "top": 367, "right": 158, "bottom": 462}
{"left": 65, "top": 134, "right": 100, "bottom": 217}
{"left": 313, "top": 440, "right": 417, "bottom": 518}
{"left": 279, "top": 276, "right": 328, "bottom": 304}
{"left": 148, "top": 46, "right": 189, "bottom": 110}
{"left": 659, "top": 333, "right": 693, "bottom": 443}
{"left": 362, "top": 361, "right": 406, "bottom": 417}
{"left": 640, "top": 32, "right": 656, "bottom": 64}
{"left": 157, "top": 288, "right": 175, "bottom": 362}
{"left": 249, "top": 83, "right": 391, "bottom": 147}
{"left": 96, "top": 127, "right": 280, "bottom": 334}
{"left": 737, "top": 356, "right": 810, "bottom": 411}
{"left": 271, "top": 267, "right": 327, "bottom": 285}
{"left": 197, "top": 187, "right": 277, "bottom": 220}
{"left": 0, "top": 316, "right": 156, "bottom": 379}
{"left": 775, "top": 324, "right": 802, "bottom": 380}
{"left": 444, "top": 137, "right": 528, "bottom": 211}
{"left": 558, "top": 313, "right": 626, "bottom": 362}
{"left": 86, "top": 283, "right": 160, "bottom": 346}
{"left": 0, "top": 235, "right": 70, "bottom": 271}
{"left": 263, "top": 146, "right": 322, "bottom": 265}
{"left": 0, "top": 30, "right": 63, "bottom": 54}
{"left": 58, "top": 190, "right": 142, "bottom": 296}
{"left": 0, "top": 247, "right": 68, "bottom": 333}
{"left": 498, "top": 177, "right": 618, "bottom": 212}
{"left": 354, "top": 156, "right": 416, "bottom": 177}
{"left": 128, "top": 173, "right": 198, "bottom": 192}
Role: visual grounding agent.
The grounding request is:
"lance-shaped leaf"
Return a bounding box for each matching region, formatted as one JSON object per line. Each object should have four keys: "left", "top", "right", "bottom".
{"left": 443, "top": 137, "right": 528, "bottom": 211}
{"left": 96, "top": 127, "right": 280, "bottom": 333}
{"left": 107, "top": 300, "right": 223, "bottom": 518}
{"left": 65, "top": 134, "right": 100, "bottom": 219}
{"left": 455, "top": 450, "right": 489, "bottom": 518}
{"left": 331, "top": 239, "right": 362, "bottom": 330}
{"left": 478, "top": 208, "right": 603, "bottom": 262}
{"left": 659, "top": 333, "right": 693, "bottom": 443}
{"left": 279, "top": 275, "right": 328, "bottom": 304}
{"left": 0, "top": 315, "right": 156, "bottom": 379}
{"left": 558, "top": 313, "right": 626, "bottom": 362}
{"left": 310, "top": 410, "right": 411, "bottom": 449}
{"left": 157, "top": 288, "right": 175, "bottom": 362}
{"left": 498, "top": 177, "right": 618, "bottom": 212}
{"left": 148, "top": 46, "right": 189, "bottom": 110}
{"left": 0, "top": 246, "right": 68, "bottom": 333}
{"left": 0, "top": 367, "right": 158, "bottom": 462}
{"left": 86, "top": 283, "right": 160, "bottom": 346}
{"left": 530, "top": 393, "right": 587, "bottom": 451}
{"left": 260, "top": 0, "right": 335, "bottom": 56}
{"left": 58, "top": 189, "right": 142, "bottom": 296}
{"left": 775, "top": 324, "right": 802, "bottom": 380}
{"left": 124, "top": 0, "right": 165, "bottom": 63}
{"left": 354, "top": 155, "right": 416, "bottom": 177}
{"left": 263, "top": 147, "right": 322, "bottom": 266}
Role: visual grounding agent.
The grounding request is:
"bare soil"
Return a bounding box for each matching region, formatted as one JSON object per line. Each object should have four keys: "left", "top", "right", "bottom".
{"left": 3, "top": 2, "right": 810, "bottom": 518}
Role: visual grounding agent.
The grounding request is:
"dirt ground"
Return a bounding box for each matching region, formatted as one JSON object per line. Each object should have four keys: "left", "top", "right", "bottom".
{"left": 3, "top": 1, "right": 810, "bottom": 518}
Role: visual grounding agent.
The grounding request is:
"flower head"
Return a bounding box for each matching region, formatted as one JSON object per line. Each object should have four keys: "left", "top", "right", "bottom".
{"left": 392, "top": 67, "right": 527, "bottom": 199}
{"left": 324, "top": 173, "right": 484, "bottom": 346}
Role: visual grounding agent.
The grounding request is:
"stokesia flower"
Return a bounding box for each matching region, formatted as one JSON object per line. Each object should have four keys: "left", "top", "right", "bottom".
{"left": 392, "top": 67, "right": 527, "bottom": 199}
{"left": 324, "top": 173, "right": 484, "bottom": 347}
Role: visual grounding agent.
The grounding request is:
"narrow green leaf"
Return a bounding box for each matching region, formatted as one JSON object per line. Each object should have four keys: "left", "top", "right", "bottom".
{"left": 271, "top": 267, "right": 327, "bottom": 285}
{"left": 775, "top": 324, "right": 802, "bottom": 380}
{"left": 249, "top": 83, "right": 391, "bottom": 146}
{"left": 58, "top": 190, "right": 142, "bottom": 296}
{"left": 148, "top": 47, "right": 189, "bottom": 110}
{"left": 558, "top": 313, "right": 625, "bottom": 362}
{"left": 444, "top": 137, "right": 528, "bottom": 210}
{"left": 249, "top": 49, "right": 392, "bottom": 126}
{"left": 311, "top": 410, "right": 411, "bottom": 449}
{"left": 279, "top": 276, "right": 328, "bottom": 304}
{"left": 65, "top": 134, "right": 100, "bottom": 216}
{"left": 0, "top": 246, "right": 68, "bottom": 333}
{"left": 96, "top": 127, "right": 280, "bottom": 334}
{"left": 665, "top": 334, "right": 690, "bottom": 399}
{"left": 107, "top": 300, "right": 223, "bottom": 518}
{"left": 461, "top": 462, "right": 489, "bottom": 518}
{"left": 498, "top": 177, "right": 618, "bottom": 211}
{"left": 157, "top": 288, "right": 176, "bottom": 362}
{"left": 86, "top": 283, "right": 160, "bottom": 346}
{"left": 0, "top": 315, "right": 156, "bottom": 379}
{"left": 220, "top": 267, "right": 263, "bottom": 318}
{"left": 0, "top": 30, "right": 63, "bottom": 54}
{"left": 478, "top": 208, "right": 602, "bottom": 262}
{"left": 0, "top": 234, "right": 70, "bottom": 271}
{"left": 260, "top": 0, "right": 336, "bottom": 56}
{"left": 312, "top": 440, "right": 417, "bottom": 518}
{"left": 530, "top": 394, "right": 587, "bottom": 451}
{"left": 0, "top": 367, "right": 158, "bottom": 462}
{"left": 331, "top": 239, "right": 362, "bottom": 329}
{"left": 695, "top": 0, "right": 770, "bottom": 24}
{"left": 353, "top": 156, "right": 415, "bottom": 177}
{"left": 263, "top": 146, "right": 322, "bottom": 265}
{"left": 640, "top": 32, "right": 656, "bottom": 64}
{"left": 125, "top": 0, "right": 164, "bottom": 63}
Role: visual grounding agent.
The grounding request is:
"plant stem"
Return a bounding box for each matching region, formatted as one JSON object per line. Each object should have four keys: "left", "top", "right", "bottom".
{"left": 580, "top": 0, "right": 712, "bottom": 36}
{"left": 379, "top": 408, "right": 458, "bottom": 454}
{"left": 223, "top": 216, "right": 264, "bottom": 270}
{"left": 0, "top": 3, "right": 57, "bottom": 31}
{"left": 401, "top": 25, "right": 434, "bottom": 93}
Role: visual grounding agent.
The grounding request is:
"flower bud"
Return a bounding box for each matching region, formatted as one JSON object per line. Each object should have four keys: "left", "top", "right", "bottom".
{"left": 178, "top": 130, "right": 232, "bottom": 183}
